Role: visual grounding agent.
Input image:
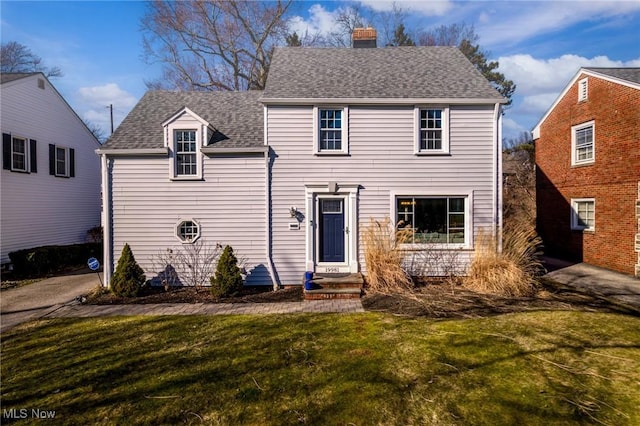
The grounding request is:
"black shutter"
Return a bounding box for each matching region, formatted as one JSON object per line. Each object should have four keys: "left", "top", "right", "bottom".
{"left": 30, "top": 139, "right": 37, "bottom": 173}
{"left": 69, "top": 148, "right": 75, "bottom": 177}
{"left": 3, "top": 133, "right": 11, "bottom": 170}
{"left": 49, "top": 144, "right": 55, "bottom": 175}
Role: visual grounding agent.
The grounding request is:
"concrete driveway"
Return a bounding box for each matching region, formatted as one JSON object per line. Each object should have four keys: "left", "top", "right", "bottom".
{"left": 1, "top": 270, "right": 102, "bottom": 333}
{"left": 543, "top": 257, "right": 640, "bottom": 309}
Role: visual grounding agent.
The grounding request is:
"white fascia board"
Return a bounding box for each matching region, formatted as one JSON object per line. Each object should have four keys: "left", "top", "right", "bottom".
{"left": 260, "top": 97, "right": 507, "bottom": 106}
{"left": 201, "top": 146, "right": 268, "bottom": 155}
{"left": 95, "top": 147, "right": 169, "bottom": 156}
{"left": 161, "top": 106, "right": 211, "bottom": 128}
{"left": 532, "top": 67, "right": 640, "bottom": 139}
{"left": 585, "top": 69, "right": 640, "bottom": 91}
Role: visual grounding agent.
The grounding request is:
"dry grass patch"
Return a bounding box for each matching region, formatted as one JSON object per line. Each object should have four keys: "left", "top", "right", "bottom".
{"left": 464, "top": 227, "right": 543, "bottom": 297}
{"left": 362, "top": 217, "right": 413, "bottom": 292}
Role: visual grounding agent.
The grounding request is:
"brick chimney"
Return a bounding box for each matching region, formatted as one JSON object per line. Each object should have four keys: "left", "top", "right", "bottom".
{"left": 352, "top": 27, "right": 377, "bottom": 48}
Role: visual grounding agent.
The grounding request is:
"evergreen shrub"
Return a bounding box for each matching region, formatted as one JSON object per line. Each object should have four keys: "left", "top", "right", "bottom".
{"left": 111, "top": 243, "right": 146, "bottom": 297}
{"left": 210, "top": 245, "right": 243, "bottom": 297}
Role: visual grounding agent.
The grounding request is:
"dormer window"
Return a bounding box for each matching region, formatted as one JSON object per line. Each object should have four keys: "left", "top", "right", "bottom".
{"left": 175, "top": 130, "right": 197, "bottom": 176}
{"left": 163, "top": 107, "right": 208, "bottom": 181}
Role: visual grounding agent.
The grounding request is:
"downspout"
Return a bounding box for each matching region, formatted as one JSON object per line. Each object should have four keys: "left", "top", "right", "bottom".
{"left": 263, "top": 105, "right": 279, "bottom": 290}
{"left": 100, "top": 153, "right": 112, "bottom": 287}
{"left": 494, "top": 103, "right": 504, "bottom": 253}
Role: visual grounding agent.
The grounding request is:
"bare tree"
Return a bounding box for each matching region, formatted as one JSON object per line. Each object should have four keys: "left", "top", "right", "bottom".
{"left": 328, "top": 5, "right": 369, "bottom": 47}
{"left": 503, "top": 132, "right": 536, "bottom": 231}
{"left": 374, "top": 2, "right": 411, "bottom": 47}
{"left": 141, "top": 0, "right": 292, "bottom": 91}
{"left": 151, "top": 240, "right": 222, "bottom": 292}
{"left": 418, "top": 23, "right": 478, "bottom": 47}
{"left": 0, "top": 41, "right": 62, "bottom": 77}
{"left": 82, "top": 119, "right": 107, "bottom": 144}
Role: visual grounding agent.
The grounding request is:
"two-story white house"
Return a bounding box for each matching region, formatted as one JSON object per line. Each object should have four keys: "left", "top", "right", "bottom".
{"left": 97, "top": 41, "right": 506, "bottom": 290}
{"left": 1, "top": 73, "right": 101, "bottom": 265}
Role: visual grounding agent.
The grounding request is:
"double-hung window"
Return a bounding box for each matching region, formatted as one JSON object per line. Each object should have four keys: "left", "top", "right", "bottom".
{"left": 55, "top": 147, "right": 68, "bottom": 176}
{"left": 2, "top": 133, "right": 38, "bottom": 173}
{"left": 415, "top": 107, "right": 449, "bottom": 154}
{"left": 571, "top": 121, "right": 594, "bottom": 165}
{"left": 11, "top": 136, "right": 28, "bottom": 172}
{"left": 47, "top": 143, "right": 74, "bottom": 178}
{"left": 396, "top": 196, "right": 467, "bottom": 245}
{"left": 315, "top": 107, "right": 348, "bottom": 154}
{"left": 571, "top": 198, "right": 595, "bottom": 231}
{"left": 175, "top": 130, "right": 198, "bottom": 176}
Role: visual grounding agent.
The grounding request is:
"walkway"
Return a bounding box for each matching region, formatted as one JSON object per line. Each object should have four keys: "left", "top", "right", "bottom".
{"left": 543, "top": 257, "right": 640, "bottom": 308}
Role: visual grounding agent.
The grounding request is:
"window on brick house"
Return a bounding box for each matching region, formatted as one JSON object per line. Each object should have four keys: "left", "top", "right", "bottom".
{"left": 571, "top": 121, "right": 595, "bottom": 166}
{"left": 571, "top": 198, "right": 595, "bottom": 231}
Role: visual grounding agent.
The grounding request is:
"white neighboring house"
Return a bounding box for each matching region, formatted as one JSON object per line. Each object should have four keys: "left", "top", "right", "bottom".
{"left": 1, "top": 72, "right": 102, "bottom": 265}
{"left": 97, "top": 40, "right": 505, "bottom": 288}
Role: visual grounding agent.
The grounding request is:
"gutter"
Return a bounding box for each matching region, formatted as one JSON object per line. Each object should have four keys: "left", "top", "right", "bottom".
{"left": 494, "top": 103, "right": 504, "bottom": 253}
{"left": 201, "top": 146, "right": 268, "bottom": 155}
{"left": 260, "top": 97, "right": 508, "bottom": 106}
{"left": 263, "top": 106, "right": 279, "bottom": 290}
{"left": 100, "top": 153, "right": 112, "bottom": 287}
{"left": 95, "top": 147, "right": 169, "bottom": 156}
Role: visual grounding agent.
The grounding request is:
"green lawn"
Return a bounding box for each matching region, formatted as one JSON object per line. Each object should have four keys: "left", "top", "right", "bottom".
{"left": 2, "top": 311, "right": 639, "bottom": 425}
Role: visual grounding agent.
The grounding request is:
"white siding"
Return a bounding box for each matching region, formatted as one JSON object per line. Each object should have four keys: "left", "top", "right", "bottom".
{"left": 109, "top": 153, "right": 271, "bottom": 286}
{"left": 1, "top": 76, "right": 101, "bottom": 263}
{"left": 267, "top": 104, "right": 497, "bottom": 284}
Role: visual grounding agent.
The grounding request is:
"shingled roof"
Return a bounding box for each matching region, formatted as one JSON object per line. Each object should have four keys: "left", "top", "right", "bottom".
{"left": 583, "top": 67, "right": 640, "bottom": 86}
{"left": 262, "top": 46, "right": 505, "bottom": 102}
{"left": 102, "top": 90, "right": 264, "bottom": 150}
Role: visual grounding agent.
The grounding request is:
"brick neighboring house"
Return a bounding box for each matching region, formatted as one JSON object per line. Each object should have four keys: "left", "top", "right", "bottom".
{"left": 533, "top": 67, "right": 640, "bottom": 277}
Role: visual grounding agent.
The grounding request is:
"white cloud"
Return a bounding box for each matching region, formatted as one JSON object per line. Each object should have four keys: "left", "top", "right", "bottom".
{"left": 78, "top": 83, "right": 137, "bottom": 108}
{"left": 477, "top": 1, "right": 640, "bottom": 48}
{"left": 498, "top": 54, "right": 640, "bottom": 96}
{"left": 358, "top": 0, "right": 452, "bottom": 15}
{"left": 77, "top": 83, "right": 138, "bottom": 137}
{"left": 497, "top": 53, "right": 640, "bottom": 135}
{"left": 289, "top": 4, "right": 338, "bottom": 38}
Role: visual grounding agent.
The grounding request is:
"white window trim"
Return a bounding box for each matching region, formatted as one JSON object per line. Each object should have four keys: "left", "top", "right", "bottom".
{"left": 163, "top": 107, "right": 209, "bottom": 181}
{"left": 54, "top": 146, "right": 70, "bottom": 177}
{"left": 175, "top": 218, "right": 201, "bottom": 243}
{"left": 414, "top": 106, "right": 450, "bottom": 155}
{"left": 304, "top": 184, "right": 359, "bottom": 273}
{"left": 571, "top": 198, "right": 595, "bottom": 232}
{"left": 571, "top": 120, "right": 595, "bottom": 166}
{"left": 168, "top": 126, "right": 205, "bottom": 181}
{"left": 390, "top": 190, "right": 473, "bottom": 250}
{"left": 578, "top": 78, "right": 588, "bottom": 102}
{"left": 10, "top": 135, "right": 29, "bottom": 172}
{"left": 313, "top": 106, "right": 349, "bottom": 155}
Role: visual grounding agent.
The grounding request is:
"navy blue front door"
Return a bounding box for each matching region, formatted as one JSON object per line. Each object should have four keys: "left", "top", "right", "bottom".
{"left": 319, "top": 199, "right": 345, "bottom": 263}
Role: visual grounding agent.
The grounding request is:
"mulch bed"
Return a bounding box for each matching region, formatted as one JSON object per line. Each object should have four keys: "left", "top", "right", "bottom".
{"left": 85, "top": 279, "right": 640, "bottom": 319}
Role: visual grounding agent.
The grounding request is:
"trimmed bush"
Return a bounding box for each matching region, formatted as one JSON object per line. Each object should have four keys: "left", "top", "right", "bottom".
{"left": 210, "top": 245, "right": 243, "bottom": 297}
{"left": 111, "top": 244, "right": 146, "bottom": 297}
{"left": 8, "top": 243, "right": 102, "bottom": 277}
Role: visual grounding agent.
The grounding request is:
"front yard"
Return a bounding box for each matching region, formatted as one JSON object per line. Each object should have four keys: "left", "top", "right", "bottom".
{"left": 2, "top": 309, "right": 639, "bottom": 425}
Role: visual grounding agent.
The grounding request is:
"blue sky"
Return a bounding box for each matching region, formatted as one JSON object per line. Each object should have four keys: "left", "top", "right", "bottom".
{"left": 2, "top": 0, "right": 639, "bottom": 141}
